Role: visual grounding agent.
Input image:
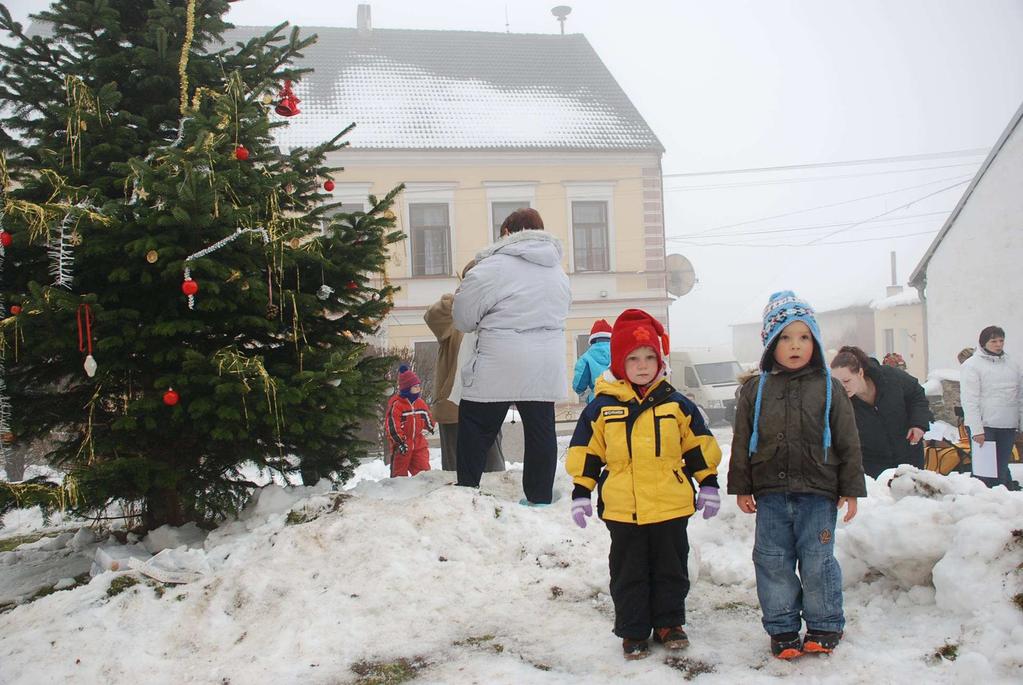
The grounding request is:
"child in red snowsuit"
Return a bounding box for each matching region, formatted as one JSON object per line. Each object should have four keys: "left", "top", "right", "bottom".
{"left": 386, "top": 365, "right": 435, "bottom": 477}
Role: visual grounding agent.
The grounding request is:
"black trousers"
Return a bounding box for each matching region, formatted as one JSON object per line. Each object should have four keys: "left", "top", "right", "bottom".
{"left": 606, "top": 517, "right": 690, "bottom": 639}
{"left": 456, "top": 399, "right": 556, "bottom": 504}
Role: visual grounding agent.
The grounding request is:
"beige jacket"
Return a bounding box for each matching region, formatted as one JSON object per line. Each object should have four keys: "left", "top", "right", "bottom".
{"left": 424, "top": 294, "right": 461, "bottom": 424}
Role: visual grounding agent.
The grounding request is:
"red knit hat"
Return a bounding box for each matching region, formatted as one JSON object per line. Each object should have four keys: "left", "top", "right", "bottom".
{"left": 610, "top": 309, "right": 670, "bottom": 380}
{"left": 589, "top": 319, "right": 612, "bottom": 344}
{"left": 397, "top": 364, "right": 421, "bottom": 392}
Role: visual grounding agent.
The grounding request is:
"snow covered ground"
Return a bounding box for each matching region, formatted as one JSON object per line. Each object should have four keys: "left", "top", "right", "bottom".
{"left": 1, "top": 430, "right": 1022, "bottom": 684}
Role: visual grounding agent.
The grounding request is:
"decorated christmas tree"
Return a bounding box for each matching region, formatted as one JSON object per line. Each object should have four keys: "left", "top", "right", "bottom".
{"left": 0, "top": 1, "right": 403, "bottom": 529}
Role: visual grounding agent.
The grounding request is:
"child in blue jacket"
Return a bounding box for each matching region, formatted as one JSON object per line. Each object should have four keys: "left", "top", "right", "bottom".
{"left": 572, "top": 319, "right": 612, "bottom": 403}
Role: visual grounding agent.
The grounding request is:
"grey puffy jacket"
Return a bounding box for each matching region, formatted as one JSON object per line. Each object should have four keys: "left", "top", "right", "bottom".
{"left": 452, "top": 230, "right": 571, "bottom": 402}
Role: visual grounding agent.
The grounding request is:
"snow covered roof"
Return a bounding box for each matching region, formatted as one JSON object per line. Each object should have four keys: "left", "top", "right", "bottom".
{"left": 220, "top": 26, "right": 664, "bottom": 152}
{"left": 909, "top": 98, "right": 1023, "bottom": 288}
{"left": 871, "top": 288, "right": 922, "bottom": 310}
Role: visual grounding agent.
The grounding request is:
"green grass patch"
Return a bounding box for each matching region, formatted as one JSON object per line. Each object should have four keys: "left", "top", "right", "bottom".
{"left": 934, "top": 642, "right": 958, "bottom": 662}
{"left": 24, "top": 572, "right": 91, "bottom": 605}
{"left": 453, "top": 634, "right": 505, "bottom": 654}
{"left": 106, "top": 575, "right": 140, "bottom": 597}
{"left": 0, "top": 532, "right": 56, "bottom": 552}
{"left": 350, "top": 656, "right": 428, "bottom": 684}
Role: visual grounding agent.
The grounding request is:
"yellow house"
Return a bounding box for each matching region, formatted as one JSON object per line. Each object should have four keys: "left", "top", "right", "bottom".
{"left": 871, "top": 287, "right": 926, "bottom": 380}
{"left": 228, "top": 10, "right": 668, "bottom": 395}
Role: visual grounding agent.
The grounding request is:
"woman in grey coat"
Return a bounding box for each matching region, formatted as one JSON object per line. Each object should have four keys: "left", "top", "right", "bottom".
{"left": 452, "top": 208, "right": 571, "bottom": 504}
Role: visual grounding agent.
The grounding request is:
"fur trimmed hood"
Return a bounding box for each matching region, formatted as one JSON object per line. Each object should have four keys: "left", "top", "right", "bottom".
{"left": 475, "top": 230, "right": 564, "bottom": 267}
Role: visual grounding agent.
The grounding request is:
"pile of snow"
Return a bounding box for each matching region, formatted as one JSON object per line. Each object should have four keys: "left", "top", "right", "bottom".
{"left": 923, "top": 367, "right": 962, "bottom": 396}
{"left": 1, "top": 438, "right": 1022, "bottom": 683}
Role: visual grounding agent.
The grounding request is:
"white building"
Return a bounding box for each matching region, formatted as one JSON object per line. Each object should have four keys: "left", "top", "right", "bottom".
{"left": 909, "top": 100, "right": 1023, "bottom": 371}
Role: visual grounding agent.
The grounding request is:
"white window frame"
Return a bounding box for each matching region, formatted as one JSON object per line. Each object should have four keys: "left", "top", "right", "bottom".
{"left": 403, "top": 182, "right": 457, "bottom": 278}
{"left": 485, "top": 181, "right": 537, "bottom": 242}
{"left": 563, "top": 182, "right": 616, "bottom": 273}
{"left": 321, "top": 182, "right": 372, "bottom": 235}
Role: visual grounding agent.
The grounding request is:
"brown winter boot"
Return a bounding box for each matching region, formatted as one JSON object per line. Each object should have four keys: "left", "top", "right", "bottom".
{"left": 622, "top": 638, "right": 650, "bottom": 660}
{"left": 653, "top": 626, "right": 690, "bottom": 650}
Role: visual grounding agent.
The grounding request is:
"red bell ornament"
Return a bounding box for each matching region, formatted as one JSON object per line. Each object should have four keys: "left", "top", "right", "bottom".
{"left": 163, "top": 388, "right": 180, "bottom": 406}
{"left": 0, "top": 231, "right": 12, "bottom": 247}
{"left": 181, "top": 278, "right": 199, "bottom": 296}
{"left": 234, "top": 145, "right": 249, "bottom": 161}
{"left": 323, "top": 180, "right": 335, "bottom": 192}
{"left": 274, "top": 80, "right": 301, "bottom": 117}
{"left": 9, "top": 305, "right": 21, "bottom": 315}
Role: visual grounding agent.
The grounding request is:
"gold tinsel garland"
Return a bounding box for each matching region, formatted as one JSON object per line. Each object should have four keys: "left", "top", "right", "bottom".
{"left": 178, "top": 0, "right": 197, "bottom": 116}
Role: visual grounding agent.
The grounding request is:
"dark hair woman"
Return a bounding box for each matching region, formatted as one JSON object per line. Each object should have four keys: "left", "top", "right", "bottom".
{"left": 830, "top": 346, "right": 933, "bottom": 478}
{"left": 959, "top": 325, "right": 1021, "bottom": 489}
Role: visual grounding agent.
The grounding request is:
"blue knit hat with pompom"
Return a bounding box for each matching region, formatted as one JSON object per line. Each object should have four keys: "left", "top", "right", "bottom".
{"left": 748, "top": 290, "right": 833, "bottom": 458}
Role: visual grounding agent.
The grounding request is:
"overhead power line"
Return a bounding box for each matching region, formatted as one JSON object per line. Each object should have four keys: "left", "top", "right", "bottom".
{"left": 672, "top": 179, "right": 968, "bottom": 249}
{"left": 681, "top": 228, "right": 941, "bottom": 249}
{"left": 662, "top": 147, "right": 989, "bottom": 179}
{"left": 681, "top": 172, "right": 974, "bottom": 238}
{"left": 662, "top": 162, "right": 980, "bottom": 192}
{"left": 805, "top": 179, "right": 969, "bottom": 245}
{"left": 666, "top": 210, "right": 951, "bottom": 242}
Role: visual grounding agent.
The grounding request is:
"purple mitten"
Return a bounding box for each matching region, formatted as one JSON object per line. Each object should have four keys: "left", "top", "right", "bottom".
{"left": 571, "top": 498, "right": 593, "bottom": 528}
{"left": 695, "top": 486, "right": 720, "bottom": 519}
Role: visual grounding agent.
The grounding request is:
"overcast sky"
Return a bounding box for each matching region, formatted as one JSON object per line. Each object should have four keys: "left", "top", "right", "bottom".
{"left": 6, "top": 1, "right": 1023, "bottom": 352}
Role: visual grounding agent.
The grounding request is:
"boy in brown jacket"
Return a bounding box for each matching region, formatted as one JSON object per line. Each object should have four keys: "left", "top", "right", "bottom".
{"left": 728, "top": 291, "right": 865, "bottom": 660}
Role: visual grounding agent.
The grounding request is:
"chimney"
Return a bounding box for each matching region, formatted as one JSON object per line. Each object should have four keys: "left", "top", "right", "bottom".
{"left": 357, "top": 4, "right": 372, "bottom": 33}
{"left": 886, "top": 250, "right": 903, "bottom": 296}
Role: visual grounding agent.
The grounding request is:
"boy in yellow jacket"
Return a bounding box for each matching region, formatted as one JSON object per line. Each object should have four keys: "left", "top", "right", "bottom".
{"left": 566, "top": 309, "right": 723, "bottom": 660}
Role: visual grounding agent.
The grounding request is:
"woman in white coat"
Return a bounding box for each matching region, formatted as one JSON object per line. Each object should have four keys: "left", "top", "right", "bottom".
{"left": 960, "top": 325, "right": 1022, "bottom": 489}
{"left": 452, "top": 208, "right": 571, "bottom": 504}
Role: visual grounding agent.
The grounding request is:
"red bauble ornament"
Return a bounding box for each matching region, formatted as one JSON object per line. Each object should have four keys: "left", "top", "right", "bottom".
{"left": 163, "top": 388, "right": 180, "bottom": 406}
{"left": 0, "top": 231, "right": 12, "bottom": 247}
{"left": 274, "top": 80, "right": 301, "bottom": 117}
{"left": 323, "top": 180, "right": 335, "bottom": 192}
{"left": 346, "top": 280, "right": 358, "bottom": 290}
{"left": 9, "top": 305, "right": 21, "bottom": 315}
{"left": 234, "top": 145, "right": 249, "bottom": 161}
{"left": 181, "top": 279, "right": 199, "bottom": 296}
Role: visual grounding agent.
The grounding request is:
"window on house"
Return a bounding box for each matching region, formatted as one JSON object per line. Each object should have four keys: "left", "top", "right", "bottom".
{"left": 572, "top": 201, "right": 610, "bottom": 272}
{"left": 410, "top": 203, "right": 451, "bottom": 276}
{"left": 492, "top": 201, "right": 530, "bottom": 241}
{"left": 575, "top": 333, "right": 591, "bottom": 358}
{"left": 412, "top": 340, "right": 440, "bottom": 403}
{"left": 884, "top": 328, "right": 895, "bottom": 355}
{"left": 320, "top": 202, "right": 367, "bottom": 235}
{"left": 684, "top": 367, "right": 700, "bottom": 388}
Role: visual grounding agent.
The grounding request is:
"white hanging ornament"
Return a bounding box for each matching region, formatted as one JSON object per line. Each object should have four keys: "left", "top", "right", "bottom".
{"left": 83, "top": 354, "right": 98, "bottom": 378}
{"left": 317, "top": 284, "right": 335, "bottom": 300}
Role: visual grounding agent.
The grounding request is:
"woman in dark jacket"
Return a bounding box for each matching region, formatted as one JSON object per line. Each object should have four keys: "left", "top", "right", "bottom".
{"left": 830, "top": 346, "right": 933, "bottom": 478}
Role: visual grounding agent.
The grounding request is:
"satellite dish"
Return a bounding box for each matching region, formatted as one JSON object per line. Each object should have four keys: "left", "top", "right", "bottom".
{"left": 665, "top": 253, "right": 696, "bottom": 297}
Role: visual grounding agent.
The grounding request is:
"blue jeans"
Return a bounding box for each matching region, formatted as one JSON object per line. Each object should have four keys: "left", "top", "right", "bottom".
{"left": 753, "top": 493, "right": 844, "bottom": 636}
{"left": 974, "top": 427, "right": 1018, "bottom": 489}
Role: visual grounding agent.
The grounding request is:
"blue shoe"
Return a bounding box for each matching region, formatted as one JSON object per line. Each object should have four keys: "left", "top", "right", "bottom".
{"left": 518, "top": 498, "right": 551, "bottom": 507}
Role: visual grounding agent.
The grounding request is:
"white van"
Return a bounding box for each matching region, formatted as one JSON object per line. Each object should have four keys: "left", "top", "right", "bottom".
{"left": 668, "top": 349, "right": 744, "bottom": 426}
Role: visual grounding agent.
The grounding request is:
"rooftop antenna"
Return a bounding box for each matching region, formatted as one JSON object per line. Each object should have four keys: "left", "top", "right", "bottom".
{"left": 551, "top": 5, "right": 571, "bottom": 35}
{"left": 505, "top": 4, "right": 510, "bottom": 33}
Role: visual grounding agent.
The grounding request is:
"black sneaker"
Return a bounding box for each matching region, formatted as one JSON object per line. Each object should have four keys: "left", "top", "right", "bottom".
{"left": 653, "top": 626, "right": 690, "bottom": 650}
{"left": 803, "top": 630, "right": 843, "bottom": 654}
{"left": 622, "top": 638, "right": 650, "bottom": 660}
{"left": 770, "top": 632, "right": 803, "bottom": 660}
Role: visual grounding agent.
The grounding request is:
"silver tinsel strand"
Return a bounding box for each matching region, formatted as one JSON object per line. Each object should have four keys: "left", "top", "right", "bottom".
{"left": 183, "top": 227, "right": 270, "bottom": 309}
